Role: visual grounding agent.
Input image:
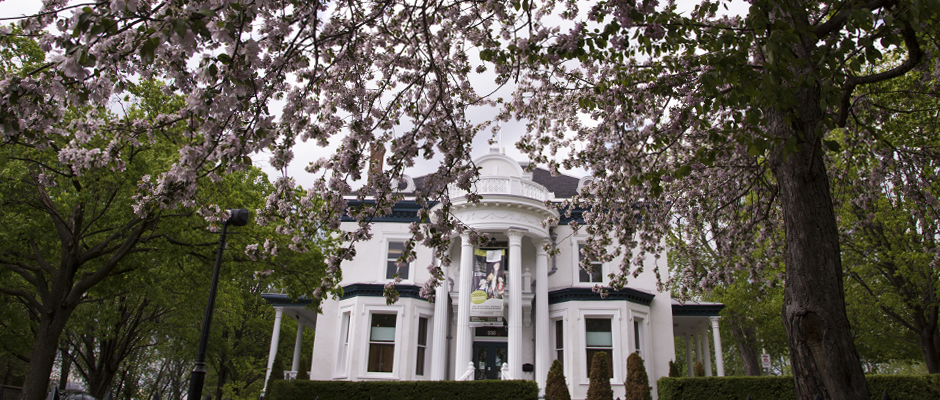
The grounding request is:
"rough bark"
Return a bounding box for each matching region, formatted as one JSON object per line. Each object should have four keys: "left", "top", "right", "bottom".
{"left": 729, "top": 322, "right": 762, "bottom": 376}
{"left": 768, "top": 86, "right": 869, "bottom": 399}
{"left": 918, "top": 321, "right": 940, "bottom": 374}
{"left": 21, "top": 303, "right": 79, "bottom": 400}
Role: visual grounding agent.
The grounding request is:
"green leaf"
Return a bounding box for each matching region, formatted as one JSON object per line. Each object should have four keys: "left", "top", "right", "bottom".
{"left": 823, "top": 140, "right": 842, "bottom": 152}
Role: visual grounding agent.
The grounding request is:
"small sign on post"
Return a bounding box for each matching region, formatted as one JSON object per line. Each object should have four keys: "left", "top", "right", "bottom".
{"left": 761, "top": 353, "right": 772, "bottom": 370}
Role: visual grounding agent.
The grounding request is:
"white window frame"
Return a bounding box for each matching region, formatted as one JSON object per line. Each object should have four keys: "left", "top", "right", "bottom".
{"left": 333, "top": 306, "right": 354, "bottom": 378}
{"left": 572, "top": 239, "right": 606, "bottom": 286}
{"left": 577, "top": 308, "right": 623, "bottom": 386}
{"left": 550, "top": 309, "right": 568, "bottom": 376}
{"left": 413, "top": 307, "right": 433, "bottom": 379}
{"left": 381, "top": 235, "right": 415, "bottom": 283}
{"left": 629, "top": 308, "right": 651, "bottom": 376}
{"left": 359, "top": 305, "right": 403, "bottom": 379}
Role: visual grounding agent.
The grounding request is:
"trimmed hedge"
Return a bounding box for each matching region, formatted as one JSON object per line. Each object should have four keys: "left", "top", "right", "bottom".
{"left": 657, "top": 375, "right": 940, "bottom": 400}
{"left": 268, "top": 379, "right": 539, "bottom": 400}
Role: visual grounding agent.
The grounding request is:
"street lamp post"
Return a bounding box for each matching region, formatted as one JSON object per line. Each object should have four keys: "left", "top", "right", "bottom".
{"left": 188, "top": 209, "right": 250, "bottom": 400}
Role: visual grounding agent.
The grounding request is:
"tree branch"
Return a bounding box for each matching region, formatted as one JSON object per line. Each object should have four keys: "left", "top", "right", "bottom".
{"left": 837, "top": 19, "right": 923, "bottom": 127}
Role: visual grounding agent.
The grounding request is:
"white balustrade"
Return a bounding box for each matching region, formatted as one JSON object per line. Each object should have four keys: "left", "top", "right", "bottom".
{"left": 447, "top": 176, "right": 551, "bottom": 202}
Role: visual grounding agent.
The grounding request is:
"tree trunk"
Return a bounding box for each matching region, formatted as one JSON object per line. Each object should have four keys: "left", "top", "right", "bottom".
{"left": 57, "top": 346, "right": 71, "bottom": 390}
{"left": 730, "top": 322, "right": 762, "bottom": 376}
{"left": 919, "top": 327, "right": 940, "bottom": 374}
{"left": 768, "top": 87, "right": 869, "bottom": 399}
{"left": 21, "top": 305, "right": 78, "bottom": 400}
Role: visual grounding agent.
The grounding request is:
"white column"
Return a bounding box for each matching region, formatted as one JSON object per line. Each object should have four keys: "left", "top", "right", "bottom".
{"left": 534, "top": 239, "right": 550, "bottom": 393}
{"left": 454, "top": 234, "right": 474, "bottom": 377}
{"left": 291, "top": 320, "right": 304, "bottom": 376}
{"left": 263, "top": 307, "right": 284, "bottom": 393}
{"left": 702, "top": 328, "right": 713, "bottom": 376}
{"left": 694, "top": 328, "right": 703, "bottom": 372}
{"left": 710, "top": 316, "right": 725, "bottom": 377}
{"left": 431, "top": 258, "right": 449, "bottom": 380}
{"left": 507, "top": 230, "right": 524, "bottom": 380}
{"left": 685, "top": 334, "right": 694, "bottom": 377}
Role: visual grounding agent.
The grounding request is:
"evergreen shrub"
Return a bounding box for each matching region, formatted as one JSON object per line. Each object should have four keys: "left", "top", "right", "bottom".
{"left": 694, "top": 361, "right": 704, "bottom": 377}
{"left": 657, "top": 374, "right": 940, "bottom": 400}
{"left": 268, "top": 379, "right": 538, "bottom": 400}
{"left": 585, "top": 352, "right": 613, "bottom": 400}
{"left": 545, "top": 359, "right": 571, "bottom": 400}
{"left": 667, "top": 360, "right": 681, "bottom": 378}
{"left": 624, "top": 352, "right": 651, "bottom": 400}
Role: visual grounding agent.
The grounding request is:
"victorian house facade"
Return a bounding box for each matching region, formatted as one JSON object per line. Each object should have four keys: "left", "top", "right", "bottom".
{"left": 261, "top": 150, "right": 726, "bottom": 399}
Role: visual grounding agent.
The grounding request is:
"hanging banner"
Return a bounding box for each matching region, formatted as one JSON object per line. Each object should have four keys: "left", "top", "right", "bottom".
{"left": 470, "top": 248, "right": 506, "bottom": 318}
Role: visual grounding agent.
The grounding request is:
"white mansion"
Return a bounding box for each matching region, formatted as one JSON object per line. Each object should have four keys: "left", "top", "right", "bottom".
{"left": 261, "top": 150, "right": 726, "bottom": 399}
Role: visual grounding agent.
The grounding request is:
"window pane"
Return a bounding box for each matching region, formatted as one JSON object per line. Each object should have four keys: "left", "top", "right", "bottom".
{"left": 578, "top": 244, "right": 603, "bottom": 283}
{"left": 388, "top": 241, "right": 405, "bottom": 256}
{"left": 399, "top": 263, "right": 410, "bottom": 280}
{"left": 586, "top": 331, "right": 613, "bottom": 347}
{"left": 415, "top": 347, "right": 426, "bottom": 376}
{"left": 555, "top": 320, "right": 564, "bottom": 349}
{"left": 634, "top": 320, "right": 641, "bottom": 355}
{"left": 370, "top": 314, "right": 396, "bottom": 341}
{"left": 387, "top": 241, "right": 407, "bottom": 279}
{"left": 368, "top": 343, "right": 395, "bottom": 372}
{"left": 586, "top": 318, "right": 612, "bottom": 347}
{"left": 417, "top": 317, "right": 428, "bottom": 345}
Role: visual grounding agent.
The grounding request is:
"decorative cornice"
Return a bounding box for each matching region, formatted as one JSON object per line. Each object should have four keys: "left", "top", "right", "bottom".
{"left": 339, "top": 283, "right": 429, "bottom": 302}
{"left": 672, "top": 303, "right": 725, "bottom": 316}
{"left": 548, "top": 287, "right": 655, "bottom": 306}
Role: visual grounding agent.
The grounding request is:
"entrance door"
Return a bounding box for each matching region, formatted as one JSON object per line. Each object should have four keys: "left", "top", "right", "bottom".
{"left": 472, "top": 342, "right": 507, "bottom": 380}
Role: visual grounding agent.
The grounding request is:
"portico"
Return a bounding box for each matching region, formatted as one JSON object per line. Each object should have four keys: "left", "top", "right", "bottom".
{"left": 671, "top": 300, "right": 725, "bottom": 376}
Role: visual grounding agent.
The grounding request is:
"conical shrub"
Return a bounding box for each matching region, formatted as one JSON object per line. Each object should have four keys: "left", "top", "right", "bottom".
{"left": 625, "top": 352, "right": 651, "bottom": 400}
{"left": 586, "top": 352, "right": 613, "bottom": 400}
{"left": 694, "top": 361, "right": 705, "bottom": 377}
{"left": 668, "top": 360, "right": 681, "bottom": 377}
{"left": 545, "top": 359, "right": 571, "bottom": 400}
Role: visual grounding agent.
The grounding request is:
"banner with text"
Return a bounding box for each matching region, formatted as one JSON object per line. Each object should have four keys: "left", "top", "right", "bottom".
{"left": 469, "top": 248, "right": 506, "bottom": 320}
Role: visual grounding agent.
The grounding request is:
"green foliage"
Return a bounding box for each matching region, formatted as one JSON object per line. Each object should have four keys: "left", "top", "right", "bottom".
{"left": 586, "top": 352, "right": 613, "bottom": 400}
{"left": 829, "top": 57, "right": 940, "bottom": 369}
{"left": 267, "top": 379, "right": 539, "bottom": 400}
{"left": 657, "top": 375, "right": 940, "bottom": 400}
{"left": 668, "top": 360, "right": 681, "bottom": 378}
{"left": 545, "top": 359, "right": 571, "bottom": 400}
{"left": 0, "top": 24, "right": 44, "bottom": 75}
{"left": 625, "top": 353, "right": 651, "bottom": 400}
{"left": 694, "top": 362, "right": 705, "bottom": 378}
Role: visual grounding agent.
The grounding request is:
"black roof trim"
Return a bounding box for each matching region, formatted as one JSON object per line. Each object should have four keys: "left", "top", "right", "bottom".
{"left": 339, "top": 283, "right": 429, "bottom": 302}
{"left": 340, "top": 200, "right": 429, "bottom": 223}
{"left": 261, "top": 293, "right": 313, "bottom": 306}
{"left": 672, "top": 303, "right": 725, "bottom": 316}
{"left": 548, "top": 287, "right": 655, "bottom": 306}
{"left": 558, "top": 207, "right": 587, "bottom": 225}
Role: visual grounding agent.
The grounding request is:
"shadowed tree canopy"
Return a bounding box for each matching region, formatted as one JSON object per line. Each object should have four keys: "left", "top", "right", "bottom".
{"left": 2, "top": 1, "right": 939, "bottom": 400}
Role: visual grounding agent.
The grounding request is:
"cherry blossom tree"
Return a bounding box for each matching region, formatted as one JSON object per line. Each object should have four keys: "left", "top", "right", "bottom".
{"left": 499, "top": 1, "right": 938, "bottom": 399}
{"left": 2, "top": 1, "right": 939, "bottom": 400}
